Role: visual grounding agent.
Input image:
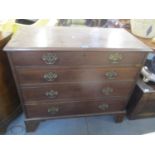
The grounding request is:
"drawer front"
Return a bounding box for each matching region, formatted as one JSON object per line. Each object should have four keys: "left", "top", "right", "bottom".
{"left": 10, "top": 51, "right": 146, "bottom": 66}
{"left": 21, "top": 81, "right": 134, "bottom": 102}
{"left": 16, "top": 67, "right": 140, "bottom": 85}
{"left": 25, "top": 98, "right": 127, "bottom": 118}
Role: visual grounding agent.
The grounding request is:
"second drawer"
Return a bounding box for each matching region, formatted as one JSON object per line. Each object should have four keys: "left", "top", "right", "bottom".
{"left": 16, "top": 67, "right": 140, "bottom": 85}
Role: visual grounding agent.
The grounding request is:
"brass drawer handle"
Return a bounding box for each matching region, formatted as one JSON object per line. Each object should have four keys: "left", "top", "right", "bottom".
{"left": 45, "top": 90, "right": 58, "bottom": 98}
{"left": 105, "top": 71, "right": 118, "bottom": 80}
{"left": 42, "top": 53, "right": 58, "bottom": 64}
{"left": 102, "top": 87, "right": 113, "bottom": 95}
{"left": 43, "top": 72, "right": 58, "bottom": 81}
{"left": 109, "top": 53, "right": 122, "bottom": 64}
{"left": 98, "top": 104, "right": 109, "bottom": 111}
{"left": 48, "top": 106, "right": 59, "bottom": 114}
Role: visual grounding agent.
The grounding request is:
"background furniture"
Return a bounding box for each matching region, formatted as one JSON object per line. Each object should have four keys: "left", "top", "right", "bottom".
{"left": 0, "top": 32, "right": 21, "bottom": 134}
{"left": 127, "top": 25, "right": 155, "bottom": 119}
{"left": 127, "top": 79, "right": 155, "bottom": 119}
{"left": 57, "top": 19, "right": 108, "bottom": 27}
{"left": 4, "top": 27, "right": 151, "bottom": 132}
{"left": 15, "top": 19, "right": 38, "bottom": 25}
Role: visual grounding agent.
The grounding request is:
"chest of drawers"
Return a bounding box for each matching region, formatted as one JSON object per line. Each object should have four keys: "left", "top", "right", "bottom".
{"left": 4, "top": 27, "right": 152, "bottom": 132}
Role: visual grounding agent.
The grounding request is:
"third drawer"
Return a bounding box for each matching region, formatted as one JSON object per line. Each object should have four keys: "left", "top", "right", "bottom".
{"left": 21, "top": 81, "right": 134, "bottom": 102}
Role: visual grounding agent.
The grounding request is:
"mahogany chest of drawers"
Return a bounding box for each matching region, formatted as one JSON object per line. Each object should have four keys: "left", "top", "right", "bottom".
{"left": 4, "top": 27, "right": 152, "bottom": 132}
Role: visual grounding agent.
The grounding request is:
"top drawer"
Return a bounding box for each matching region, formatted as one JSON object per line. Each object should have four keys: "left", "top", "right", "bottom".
{"left": 9, "top": 51, "right": 147, "bottom": 67}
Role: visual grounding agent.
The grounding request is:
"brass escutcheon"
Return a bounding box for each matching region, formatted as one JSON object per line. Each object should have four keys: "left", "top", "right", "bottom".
{"left": 98, "top": 104, "right": 109, "bottom": 111}
{"left": 48, "top": 107, "right": 59, "bottom": 114}
{"left": 42, "top": 53, "right": 58, "bottom": 64}
{"left": 109, "top": 53, "right": 122, "bottom": 63}
{"left": 44, "top": 72, "right": 58, "bottom": 81}
{"left": 105, "top": 71, "right": 118, "bottom": 80}
{"left": 102, "top": 87, "right": 114, "bottom": 95}
{"left": 45, "top": 90, "right": 58, "bottom": 98}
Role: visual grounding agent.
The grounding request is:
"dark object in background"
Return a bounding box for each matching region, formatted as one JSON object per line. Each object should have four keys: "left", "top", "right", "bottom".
{"left": 57, "top": 19, "right": 108, "bottom": 27}
{"left": 57, "top": 19, "right": 130, "bottom": 29}
{"left": 103, "top": 19, "right": 130, "bottom": 29}
{"left": 0, "top": 32, "right": 21, "bottom": 134}
{"left": 127, "top": 79, "right": 155, "bottom": 119}
{"left": 15, "top": 19, "right": 38, "bottom": 25}
{"left": 102, "top": 19, "right": 120, "bottom": 28}
{"left": 57, "top": 19, "right": 72, "bottom": 26}
{"left": 85, "top": 19, "right": 107, "bottom": 27}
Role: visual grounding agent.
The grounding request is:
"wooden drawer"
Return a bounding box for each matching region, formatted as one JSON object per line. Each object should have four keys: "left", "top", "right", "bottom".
{"left": 16, "top": 67, "right": 140, "bottom": 85}
{"left": 10, "top": 51, "right": 146, "bottom": 67}
{"left": 25, "top": 98, "right": 127, "bottom": 118}
{"left": 21, "top": 81, "right": 134, "bottom": 102}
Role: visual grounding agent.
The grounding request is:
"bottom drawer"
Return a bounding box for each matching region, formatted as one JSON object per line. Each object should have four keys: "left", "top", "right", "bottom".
{"left": 25, "top": 98, "right": 127, "bottom": 118}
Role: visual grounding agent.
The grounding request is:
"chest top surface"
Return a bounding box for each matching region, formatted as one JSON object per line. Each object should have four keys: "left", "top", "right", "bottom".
{"left": 4, "top": 27, "right": 152, "bottom": 52}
